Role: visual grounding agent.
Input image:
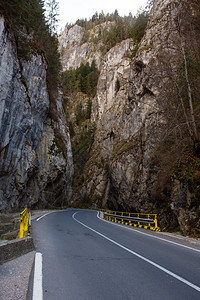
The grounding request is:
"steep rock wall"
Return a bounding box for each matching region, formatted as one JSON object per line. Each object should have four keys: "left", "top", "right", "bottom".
{"left": 58, "top": 22, "right": 114, "bottom": 71}
{"left": 70, "top": 0, "right": 200, "bottom": 233}
{"left": 72, "top": 38, "right": 134, "bottom": 207}
{"left": 0, "top": 16, "right": 73, "bottom": 211}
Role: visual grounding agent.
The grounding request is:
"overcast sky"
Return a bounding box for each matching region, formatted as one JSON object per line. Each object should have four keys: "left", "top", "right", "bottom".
{"left": 57, "top": 0, "right": 148, "bottom": 32}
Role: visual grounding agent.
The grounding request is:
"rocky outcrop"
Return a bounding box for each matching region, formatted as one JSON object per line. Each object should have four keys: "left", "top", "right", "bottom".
{"left": 58, "top": 22, "right": 114, "bottom": 71}
{"left": 65, "top": 0, "right": 200, "bottom": 234}
{"left": 72, "top": 38, "right": 135, "bottom": 207}
{"left": 0, "top": 16, "right": 73, "bottom": 211}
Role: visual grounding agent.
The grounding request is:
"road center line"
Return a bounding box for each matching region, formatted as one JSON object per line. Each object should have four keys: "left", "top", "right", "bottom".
{"left": 97, "top": 212, "right": 200, "bottom": 253}
{"left": 33, "top": 252, "right": 43, "bottom": 300}
{"left": 73, "top": 211, "right": 200, "bottom": 293}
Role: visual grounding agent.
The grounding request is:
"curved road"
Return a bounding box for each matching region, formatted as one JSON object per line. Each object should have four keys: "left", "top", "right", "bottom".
{"left": 31, "top": 209, "right": 200, "bottom": 300}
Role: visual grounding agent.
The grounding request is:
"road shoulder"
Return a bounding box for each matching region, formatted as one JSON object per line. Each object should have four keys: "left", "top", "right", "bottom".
{"left": 0, "top": 251, "right": 35, "bottom": 300}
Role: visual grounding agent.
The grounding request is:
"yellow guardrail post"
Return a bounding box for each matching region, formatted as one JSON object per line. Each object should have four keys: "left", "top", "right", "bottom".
{"left": 129, "top": 213, "right": 132, "bottom": 226}
{"left": 109, "top": 210, "right": 111, "bottom": 221}
{"left": 154, "top": 214, "right": 158, "bottom": 229}
{"left": 19, "top": 208, "right": 29, "bottom": 238}
{"left": 148, "top": 214, "right": 151, "bottom": 227}
{"left": 137, "top": 213, "right": 140, "bottom": 226}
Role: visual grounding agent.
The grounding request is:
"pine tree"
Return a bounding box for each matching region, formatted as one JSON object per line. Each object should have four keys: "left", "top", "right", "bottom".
{"left": 45, "top": 0, "right": 59, "bottom": 35}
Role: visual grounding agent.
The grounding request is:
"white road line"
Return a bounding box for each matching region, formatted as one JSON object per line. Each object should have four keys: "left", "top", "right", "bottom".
{"left": 73, "top": 211, "right": 200, "bottom": 293}
{"left": 36, "top": 211, "right": 56, "bottom": 221}
{"left": 33, "top": 252, "right": 43, "bottom": 300}
{"left": 97, "top": 212, "right": 200, "bottom": 253}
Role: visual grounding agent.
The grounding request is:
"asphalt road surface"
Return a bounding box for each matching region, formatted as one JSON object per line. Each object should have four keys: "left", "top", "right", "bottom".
{"left": 31, "top": 209, "right": 200, "bottom": 300}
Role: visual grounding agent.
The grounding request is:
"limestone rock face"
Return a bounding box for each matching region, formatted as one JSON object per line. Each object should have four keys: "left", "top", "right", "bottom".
{"left": 77, "top": 30, "right": 164, "bottom": 210}
{"left": 0, "top": 16, "right": 73, "bottom": 211}
{"left": 58, "top": 22, "right": 114, "bottom": 71}
{"left": 72, "top": 38, "right": 136, "bottom": 207}
{"left": 66, "top": 0, "right": 200, "bottom": 234}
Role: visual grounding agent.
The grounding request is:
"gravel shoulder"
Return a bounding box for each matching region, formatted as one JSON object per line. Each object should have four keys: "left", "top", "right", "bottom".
{"left": 0, "top": 251, "right": 35, "bottom": 300}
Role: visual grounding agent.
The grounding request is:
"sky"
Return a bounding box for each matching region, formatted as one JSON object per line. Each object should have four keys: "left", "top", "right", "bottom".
{"left": 57, "top": 0, "right": 148, "bottom": 32}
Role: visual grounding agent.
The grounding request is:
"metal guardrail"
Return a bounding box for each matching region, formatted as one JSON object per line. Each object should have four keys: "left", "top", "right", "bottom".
{"left": 19, "top": 208, "right": 31, "bottom": 238}
{"left": 104, "top": 210, "right": 160, "bottom": 231}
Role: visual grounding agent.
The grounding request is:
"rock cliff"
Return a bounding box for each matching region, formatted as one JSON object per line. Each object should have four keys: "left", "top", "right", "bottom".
{"left": 1, "top": 0, "right": 199, "bottom": 236}
{"left": 0, "top": 16, "right": 73, "bottom": 211}
{"left": 58, "top": 21, "right": 114, "bottom": 71}
{"left": 59, "top": 0, "right": 200, "bottom": 234}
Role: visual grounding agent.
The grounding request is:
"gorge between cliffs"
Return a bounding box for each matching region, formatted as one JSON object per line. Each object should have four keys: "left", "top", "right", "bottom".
{"left": 0, "top": 0, "right": 200, "bottom": 236}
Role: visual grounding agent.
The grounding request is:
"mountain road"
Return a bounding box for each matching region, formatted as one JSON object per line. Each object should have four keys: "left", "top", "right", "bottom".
{"left": 31, "top": 209, "right": 200, "bottom": 300}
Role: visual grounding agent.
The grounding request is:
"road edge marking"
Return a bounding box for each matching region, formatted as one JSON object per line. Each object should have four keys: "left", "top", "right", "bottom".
{"left": 97, "top": 212, "right": 200, "bottom": 253}
{"left": 33, "top": 252, "right": 43, "bottom": 300}
{"left": 73, "top": 211, "right": 200, "bottom": 293}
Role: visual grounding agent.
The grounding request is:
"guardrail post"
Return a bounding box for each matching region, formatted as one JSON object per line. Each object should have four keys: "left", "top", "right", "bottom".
{"left": 19, "top": 218, "right": 25, "bottom": 239}
{"left": 129, "top": 213, "right": 132, "bottom": 226}
{"left": 148, "top": 214, "right": 151, "bottom": 227}
{"left": 154, "top": 215, "right": 158, "bottom": 229}
{"left": 19, "top": 208, "right": 30, "bottom": 238}
{"left": 137, "top": 213, "right": 140, "bottom": 226}
{"left": 109, "top": 210, "right": 111, "bottom": 221}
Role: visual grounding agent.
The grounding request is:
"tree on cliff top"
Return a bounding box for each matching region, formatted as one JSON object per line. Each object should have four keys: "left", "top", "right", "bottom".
{"left": 45, "top": 0, "right": 59, "bottom": 35}
{"left": 0, "top": 0, "right": 61, "bottom": 84}
{"left": 0, "top": 0, "right": 62, "bottom": 126}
